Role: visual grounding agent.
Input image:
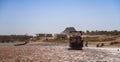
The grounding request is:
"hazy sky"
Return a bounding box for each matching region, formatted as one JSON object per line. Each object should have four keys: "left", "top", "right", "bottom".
{"left": 0, "top": 0, "right": 120, "bottom": 35}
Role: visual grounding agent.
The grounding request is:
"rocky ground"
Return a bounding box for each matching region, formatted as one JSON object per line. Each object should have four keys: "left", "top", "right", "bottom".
{"left": 0, "top": 44, "right": 120, "bottom": 62}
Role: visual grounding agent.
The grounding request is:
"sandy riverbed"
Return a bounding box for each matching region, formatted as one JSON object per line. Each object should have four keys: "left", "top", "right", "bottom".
{"left": 0, "top": 44, "right": 120, "bottom": 62}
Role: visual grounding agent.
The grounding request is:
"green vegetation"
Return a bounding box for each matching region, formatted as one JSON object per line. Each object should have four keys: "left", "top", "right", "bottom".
{"left": 0, "top": 35, "right": 32, "bottom": 43}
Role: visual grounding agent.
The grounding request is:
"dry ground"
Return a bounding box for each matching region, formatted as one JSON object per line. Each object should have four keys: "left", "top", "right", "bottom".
{"left": 0, "top": 45, "right": 120, "bottom": 62}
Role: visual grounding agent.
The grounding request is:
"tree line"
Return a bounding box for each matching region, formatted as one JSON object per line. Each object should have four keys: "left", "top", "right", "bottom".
{"left": 0, "top": 35, "right": 33, "bottom": 43}
{"left": 82, "top": 30, "right": 120, "bottom": 35}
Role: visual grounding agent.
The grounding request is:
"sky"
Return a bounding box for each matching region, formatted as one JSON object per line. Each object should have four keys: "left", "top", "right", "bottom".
{"left": 0, "top": 0, "right": 120, "bottom": 35}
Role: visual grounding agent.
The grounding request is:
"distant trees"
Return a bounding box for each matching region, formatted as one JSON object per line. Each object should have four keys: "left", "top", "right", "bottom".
{"left": 84, "top": 30, "right": 120, "bottom": 35}
{"left": 0, "top": 35, "right": 33, "bottom": 43}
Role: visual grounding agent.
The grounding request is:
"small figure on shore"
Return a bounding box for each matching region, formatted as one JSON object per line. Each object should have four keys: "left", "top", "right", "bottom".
{"left": 117, "top": 49, "right": 119, "bottom": 51}
{"left": 96, "top": 43, "right": 99, "bottom": 47}
{"left": 100, "top": 43, "right": 104, "bottom": 47}
{"left": 85, "top": 41, "right": 88, "bottom": 47}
